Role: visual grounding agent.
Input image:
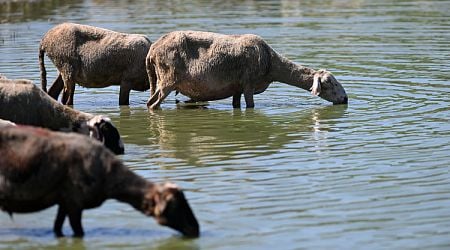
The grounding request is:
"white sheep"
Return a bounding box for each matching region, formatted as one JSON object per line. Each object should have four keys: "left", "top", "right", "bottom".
{"left": 39, "top": 23, "right": 151, "bottom": 105}
{"left": 146, "top": 31, "right": 348, "bottom": 109}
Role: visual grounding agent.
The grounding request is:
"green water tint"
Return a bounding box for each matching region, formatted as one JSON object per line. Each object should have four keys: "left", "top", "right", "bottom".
{"left": 1, "top": 0, "right": 450, "bottom": 249}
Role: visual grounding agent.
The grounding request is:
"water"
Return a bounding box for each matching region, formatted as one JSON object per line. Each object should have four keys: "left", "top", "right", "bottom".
{"left": 1, "top": 0, "right": 450, "bottom": 249}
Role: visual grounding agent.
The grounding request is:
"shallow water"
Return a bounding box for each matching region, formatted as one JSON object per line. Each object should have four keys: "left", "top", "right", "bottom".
{"left": 1, "top": 0, "right": 450, "bottom": 249}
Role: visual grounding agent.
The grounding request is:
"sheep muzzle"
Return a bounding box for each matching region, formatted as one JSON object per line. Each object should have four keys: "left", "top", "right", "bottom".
{"left": 152, "top": 183, "right": 200, "bottom": 237}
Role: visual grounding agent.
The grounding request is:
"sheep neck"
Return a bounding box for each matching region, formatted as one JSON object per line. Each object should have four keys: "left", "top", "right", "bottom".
{"left": 270, "top": 53, "right": 316, "bottom": 91}
{"left": 61, "top": 106, "right": 92, "bottom": 126}
{"left": 39, "top": 88, "right": 93, "bottom": 130}
{"left": 107, "top": 164, "right": 155, "bottom": 213}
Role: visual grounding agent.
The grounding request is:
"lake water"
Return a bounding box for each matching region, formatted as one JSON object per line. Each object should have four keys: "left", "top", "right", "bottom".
{"left": 1, "top": 0, "right": 450, "bottom": 249}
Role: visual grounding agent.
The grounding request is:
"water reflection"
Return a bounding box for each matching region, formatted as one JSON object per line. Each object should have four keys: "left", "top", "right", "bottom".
{"left": 116, "top": 105, "right": 347, "bottom": 167}
{"left": 1, "top": 0, "right": 450, "bottom": 249}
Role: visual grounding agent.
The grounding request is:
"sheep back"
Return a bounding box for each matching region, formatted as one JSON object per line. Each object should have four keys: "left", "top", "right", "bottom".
{"left": 0, "top": 79, "right": 89, "bottom": 130}
{"left": 0, "top": 126, "right": 120, "bottom": 213}
{"left": 148, "top": 30, "right": 273, "bottom": 101}
{"left": 40, "top": 23, "right": 151, "bottom": 91}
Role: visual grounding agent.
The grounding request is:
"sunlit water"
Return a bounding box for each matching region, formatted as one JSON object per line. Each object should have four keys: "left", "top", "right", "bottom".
{"left": 1, "top": 0, "right": 450, "bottom": 249}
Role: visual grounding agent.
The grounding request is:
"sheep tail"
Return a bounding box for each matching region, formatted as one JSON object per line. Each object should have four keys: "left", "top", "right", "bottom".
{"left": 39, "top": 45, "right": 47, "bottom": 92}
{"left": 146, "top": 52, "right": 157, "bottom": 98}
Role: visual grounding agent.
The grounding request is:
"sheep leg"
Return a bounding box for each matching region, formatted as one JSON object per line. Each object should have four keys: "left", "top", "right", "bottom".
{"left": 67, "top": 84, "right": 75, "bottom": 105}
{"left": 61, "top": 89, "right": 69, "bottom": 105}
{"left": 61, "top": 79, "right": 75, "bottom": 105}
{"left": 146, "top": 89, "right": 159, "bottom": 107}
{"left": 47, "top": 74, "right": 64, "bottom": 100}
{"left": 119, "top": 84, "right": 131, "bottom": 106}
{"left": 232, "top": 93, "right": 241, "bottom": 108}
{"left": 149, "top": 66, "right": 157, "bottom": 97}
{"left": 53, "top": 206, "right": 66, "bottom": 237}
{"left": 243, "top": 85, "right": 255, "bottom": 108}
{"left": 68, "top": 209, "right": 84, "bottom": 237}
{"left": 149, "top": 86, "right": 173, "bottom": 110}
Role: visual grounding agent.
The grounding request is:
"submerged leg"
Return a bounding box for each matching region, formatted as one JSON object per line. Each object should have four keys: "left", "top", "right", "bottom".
{"left": 119, "top": 84, "right": 131, "bottom": 106}
{"left": 53, "top": 206, "right": 66, "bottom": 237}
{"left": 48, "top": 74, "right": 64, "bottom": 100}
{"left": 147, "top": 83, "right": 174, "bottom": 110}
{"left": 243, "top": 85, "right": 255, "bottom": 108}
{"left": 146, "top": 89, "right": 160, "bottom": 108}
{"left": 68, "top": 209, "right": 84, "bottom": 237}
{"left": 232, "top": 93, "right": 241, "bottom": 108}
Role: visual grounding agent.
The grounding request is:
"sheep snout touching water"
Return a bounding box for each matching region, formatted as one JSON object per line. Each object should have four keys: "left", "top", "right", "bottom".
{"left": 0, "top": 126, "right": 199, "bottom": 238}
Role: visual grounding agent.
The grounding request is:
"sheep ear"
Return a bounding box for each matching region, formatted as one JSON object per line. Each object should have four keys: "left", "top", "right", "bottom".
{"left": 154, "top": 183, "right": 179, "bottom": 216}
{"left": 87, "top": 116, "right": 107, "bottom": 141}
{"left": 151, "top": 189, "right": 168, "bottom": 217}
{"left": 310, "top": 73, "right": 321, "bottom": 96}
{"left": 87, "top": 124, "right": 101, "bottom": 141}
{"left": 143, "top": 196, "right": 156, "bottom": 216}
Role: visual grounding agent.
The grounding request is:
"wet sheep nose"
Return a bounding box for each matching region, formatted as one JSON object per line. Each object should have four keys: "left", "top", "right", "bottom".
{"left": 343, "top": 96, "right": 348, "bottom": 104}
{"left": 333, "top": 96, "right": 348, "bottom": 105}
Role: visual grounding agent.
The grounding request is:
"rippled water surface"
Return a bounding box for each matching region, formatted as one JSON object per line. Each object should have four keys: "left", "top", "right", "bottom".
{"left": 1, "top": 0, "right": 450, "bottom": 249}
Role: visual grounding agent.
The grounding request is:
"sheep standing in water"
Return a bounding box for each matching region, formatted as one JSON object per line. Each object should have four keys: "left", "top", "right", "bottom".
{"left": 0, "top": 78, "right": 124, "bottom": 154}
{"left": 0, "top": 126, "right": 200, "bottom": 238}
{"left": 39, "top": 22, "right": 151, "bottom": 105}
{"left": 146, "top": 31, "right": 348, "bottom": 109}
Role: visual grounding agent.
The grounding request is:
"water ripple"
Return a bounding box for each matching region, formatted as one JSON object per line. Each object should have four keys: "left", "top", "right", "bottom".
{"left": 1, "top": 0, "right": 450, "bottom": 249}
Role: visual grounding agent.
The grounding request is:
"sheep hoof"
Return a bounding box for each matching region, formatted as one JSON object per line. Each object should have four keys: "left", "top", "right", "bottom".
{"left": 72, "top": 233, "right": 84, "bottom": 238}
{"left": 54, "top": 231, "right": 64, "bottom": 238}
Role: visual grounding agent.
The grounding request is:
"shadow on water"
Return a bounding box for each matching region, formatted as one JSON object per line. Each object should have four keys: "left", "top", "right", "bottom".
{"left": 0, "top": 0, "right": 81, "bottom": 23}
{"left": 149, "top": 237, "right": 200, "bottom": 250}
{"left": 0, "top": 226, "right": 199, "bottom": 250}
{"left": 116, "top": 104, "right": 348, "bottom": 167}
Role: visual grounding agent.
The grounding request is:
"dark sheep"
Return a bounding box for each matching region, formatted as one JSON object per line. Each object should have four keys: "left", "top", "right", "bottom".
{"left": 0, "top": 126, "right": 199, "bottom": 238}
{"left": 0, "top": 78, "right": 124, "bottom": 154}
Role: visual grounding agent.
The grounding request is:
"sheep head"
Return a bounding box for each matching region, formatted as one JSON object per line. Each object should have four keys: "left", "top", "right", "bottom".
{"left": 310, "top": 69, "right": 348, "bottom": 105}
{"left": 86, "top": 116, "right": 124, "bottom": 155}
{"left": 143, "top": 182, "right": 200, "bottom": 238}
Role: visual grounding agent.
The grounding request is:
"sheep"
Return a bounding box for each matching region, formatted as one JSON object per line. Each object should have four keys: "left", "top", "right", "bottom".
{"left": 146, "top": 30, "right": 348, "bottom": 109}
{"left": 0, "top": 78, "right": 124, "bottom": 154}
{"left": 0, "top": 126, "right": 200, "bottom": 238}
{"left": 39, "top": 22, "right": 151, "bottom": 105}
